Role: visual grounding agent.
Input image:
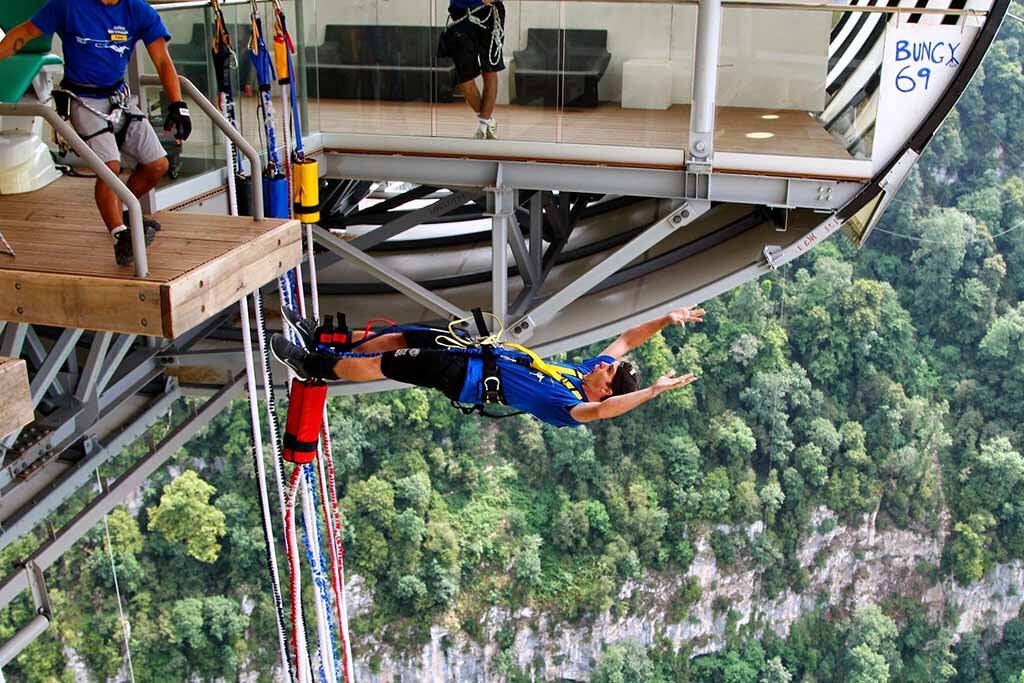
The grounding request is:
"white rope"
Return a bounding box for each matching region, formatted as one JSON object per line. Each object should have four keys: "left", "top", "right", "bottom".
{"left": 239, "top": 296, "right": 296, "bottom": 683}
{"left": 306, "top": 222, "right": 356, "bottom": 683}
{"left": 95, "top": 470, "right": 136, "bottom": 683}
{"left": 871, "top": 217, "right": 1024, "bottom": 245}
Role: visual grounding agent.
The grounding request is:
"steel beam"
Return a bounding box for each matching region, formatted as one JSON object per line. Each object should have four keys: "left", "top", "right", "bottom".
{"left": 312, "top": 226, "right": 470, "bottom": 321}
{"left": 491, "top": 188, "right": 513, "bottom": 325}
{"left": 0, "top": 325, "right": 27, "bottom": 359}
{"left": 510, "top": 200, "right": 711, "bottom": 340}
{"left": 353, "top": 184, "right": 437, "bottom": 217}
{"left": 74, "top": 333, "right": 112, "bottom": 403}
{"left": 322, "top": 152, "right": 861, "bottom": 210}
{"left": 27, "top": 329, "right": 83, "bottom": 411}
{"left": 688, "top": 0, "right": 723, "bottom": 167}
{"left": 0, "top": 615, "right": 48, "bottom": 668}
{"left": 22, "top": 329, "right": 67, "bottom": 400}
{"left": 96, "top": 335, "right": 137, "bottom": 397}
{"left": 0, "top": 375, "right": 243, "bottom": 611}
{"left": 0, "top": 383, "right": 179, "bottom": 551}
{"left": 352, "top": 190, "right": 482, "bottom": 251}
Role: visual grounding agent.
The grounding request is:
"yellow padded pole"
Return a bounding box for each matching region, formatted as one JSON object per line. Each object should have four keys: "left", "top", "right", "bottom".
{"left": 293, "top": 158, "right": 320, "bottom": 224}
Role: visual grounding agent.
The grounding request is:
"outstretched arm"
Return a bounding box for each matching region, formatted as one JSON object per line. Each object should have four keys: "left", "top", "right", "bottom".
{"left": 0, "top": 22, "right": 43, "bottom": 60}
{"left": 600, "top": 306, "right": 705, "bottom": 359}
{"left": 146, "top": 38, "right": 183, "bottom": 104}
{"left": 569, "top": 370, "right": 697, "bottom": 423}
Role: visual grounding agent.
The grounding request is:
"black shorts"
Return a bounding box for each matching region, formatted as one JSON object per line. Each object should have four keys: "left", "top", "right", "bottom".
{"left": 442, "top": 2, "right": 506, "bottom": 83}
{"left": 380, "top": 348, "right": 469, "bottom": 401}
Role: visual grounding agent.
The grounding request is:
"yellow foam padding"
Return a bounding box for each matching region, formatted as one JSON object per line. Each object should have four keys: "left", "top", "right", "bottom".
{"left": 503, "top": 342, "right": 584, "bottom": 400}
{"left": 274, "top": 36, "right": 289, "bottom": 84}
{"left": 293, "top": 158, "right": 320, "bottom": 224}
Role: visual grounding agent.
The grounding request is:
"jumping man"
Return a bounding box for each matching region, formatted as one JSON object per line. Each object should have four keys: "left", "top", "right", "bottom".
{"left": 0, "top": 0, "right": 192, "bottom": 265}
{"left": 272, "top": 307, "right": 704, "bottom": 428}
{"left": 441, "top": 0, "right": 505, "bottom": 139}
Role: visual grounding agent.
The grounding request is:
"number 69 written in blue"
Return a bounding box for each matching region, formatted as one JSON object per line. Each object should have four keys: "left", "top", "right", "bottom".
{"left": 896, "top": 65, "right": 932, "bottom": 92}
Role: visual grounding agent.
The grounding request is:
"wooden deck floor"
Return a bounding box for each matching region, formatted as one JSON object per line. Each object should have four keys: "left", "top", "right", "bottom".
{"left": 0, "top": 177, "right": 301, "bottom": 338}
{"left": 300, "top": 100, "right": 849, "bottom": 160}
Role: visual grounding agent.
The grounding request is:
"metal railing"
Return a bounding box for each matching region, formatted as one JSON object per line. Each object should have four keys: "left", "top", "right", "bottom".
{"left": 0, "top": 100, "right": 152, "bottom": 277}
{"left": 0, "top": 74, "right": 264, "bottom": 278}
{"left": 141, "top": 75, "right": 265, "bottom": 220}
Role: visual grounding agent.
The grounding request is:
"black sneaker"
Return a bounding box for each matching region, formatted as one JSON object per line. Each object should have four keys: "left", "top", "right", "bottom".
{"left": 113, "top": 226, "right": 158, "bottom": 266}
{"left": 271, "top": 333, "right": 311, "bottom": 380}
{"left": 281, "top": 305, "right": 317, "bottom": 349}
{"left": 124, "top": 210, "right": 161, "bottom": 232}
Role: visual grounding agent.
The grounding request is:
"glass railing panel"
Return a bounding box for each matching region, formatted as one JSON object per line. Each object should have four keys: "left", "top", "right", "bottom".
{"left": 487, "top": 0, "right": 562, "bottom": 143}
{"left": 713, "top": 6, "right": 878, "bottom": 162}
{"left": 146, "top": 5, "right": 224, "bottom": 183}
{"left": 308, "top": 0, "right": 436, "bottom": 137}
{"left": 559, "top": 0, "right": 693, "bottom": 149}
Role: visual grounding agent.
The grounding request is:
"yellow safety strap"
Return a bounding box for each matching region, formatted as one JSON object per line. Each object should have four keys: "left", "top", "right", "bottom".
{"left": 433, "top": 312, "right": 587, "bottom": 401}
{"left": 503, "top": 342, "right": 585, "bottom": 401}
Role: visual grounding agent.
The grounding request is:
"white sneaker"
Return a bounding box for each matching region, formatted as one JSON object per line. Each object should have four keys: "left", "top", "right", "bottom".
{"left": 474, "top": 123, "right": 488, "bottom": 139}
{"left": 485, "top": 118, "right": 497, "bottom": 140}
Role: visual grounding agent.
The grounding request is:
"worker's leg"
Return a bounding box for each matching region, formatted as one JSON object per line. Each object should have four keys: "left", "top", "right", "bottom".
{"left": 95, "top": 161, "right": 124, "bottom": 232}
{"left": 127, "top": 157, "right": 169, "bottom": 198}
{"left": 458, "top": 79, "right": 482, "bottom": 114}
{"left": 480, "top": 71, "right": 498, "bottom": 120}
{"left": 122, "top": 115, "right": 169, "bottom": 199}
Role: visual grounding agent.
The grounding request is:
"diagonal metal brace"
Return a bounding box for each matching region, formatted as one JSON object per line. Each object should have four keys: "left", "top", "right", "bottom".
{"left": 509, "top": 200, "right": 711, "bottom": 341}
{"left": 312, "top": 226, "right": 470, "bottom": 321}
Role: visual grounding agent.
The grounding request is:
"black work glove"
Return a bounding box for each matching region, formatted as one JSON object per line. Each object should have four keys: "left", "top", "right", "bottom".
{"left": 164, "top": 101, "right": 192, "bottom": 142}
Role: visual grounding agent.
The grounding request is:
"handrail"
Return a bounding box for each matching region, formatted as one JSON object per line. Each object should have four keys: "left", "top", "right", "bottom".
{"left": 140, "top": 74, "right": 265, "bottom": 220}
{"left": 0, "top": 101, "right": 150, "bottom": 278}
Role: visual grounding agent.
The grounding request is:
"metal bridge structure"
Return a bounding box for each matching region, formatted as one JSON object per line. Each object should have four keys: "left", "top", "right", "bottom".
{"left": 0, "top": 0, "right": 1009, "bottom": 673}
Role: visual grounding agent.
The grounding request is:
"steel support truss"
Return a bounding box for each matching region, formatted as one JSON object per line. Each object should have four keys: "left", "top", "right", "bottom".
{"left": 0, "top": 375, "right": 243, "bottom": 642}
{"left": 0, "top": 313, "right": 230, "bottom": 554}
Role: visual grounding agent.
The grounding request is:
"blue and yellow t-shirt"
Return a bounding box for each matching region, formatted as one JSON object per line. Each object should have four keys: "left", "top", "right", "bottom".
{"left": 32, "top": 0, "right": 170, "bottom": 89}
{"left": 459, "top": 350, "right": 614, "bottom": 428}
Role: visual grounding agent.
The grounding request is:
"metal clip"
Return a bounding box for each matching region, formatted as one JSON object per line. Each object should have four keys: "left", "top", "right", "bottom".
{"left": 763, "top": 245, "right": 782, "bottom": 271}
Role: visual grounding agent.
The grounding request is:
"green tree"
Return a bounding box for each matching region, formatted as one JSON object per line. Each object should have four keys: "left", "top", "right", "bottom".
{"left": 592, "top": 641, "right": 659, "bottom": 683}
{"left": 147, "top": 470, "right": 226, "bottom": 564}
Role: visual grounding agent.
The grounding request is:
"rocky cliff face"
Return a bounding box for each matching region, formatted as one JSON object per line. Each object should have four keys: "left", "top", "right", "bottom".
{"left": 348, "top": 507, "right": 1024, "bottom": 683}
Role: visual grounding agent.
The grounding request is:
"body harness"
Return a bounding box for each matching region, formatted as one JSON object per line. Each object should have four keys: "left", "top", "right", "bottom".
{"left": 314, "top": 309, "right": 586, "bottom": 419}
{"left": 445, "top": 3, "right": 504, "bottom": 69}
{"left": 52, "top": 80, "right": 146, "bottom": 152}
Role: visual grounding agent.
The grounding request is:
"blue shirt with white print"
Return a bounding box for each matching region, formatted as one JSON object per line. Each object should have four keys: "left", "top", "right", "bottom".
{"left": 459, "top": 350, "right": 615, "bottom": 428}
{"left": 32, "top": 0, "right": 170, "bottom": 89}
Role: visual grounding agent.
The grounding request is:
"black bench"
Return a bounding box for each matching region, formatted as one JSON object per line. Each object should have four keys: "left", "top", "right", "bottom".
{"left": 305, "top": 25, "right": 456, "bottom": 102}
{"left": 168, "top": 23, "right": 254, "bottom": 98}
{"left": 513, "top": 29, "right": 611, "bottom": 108}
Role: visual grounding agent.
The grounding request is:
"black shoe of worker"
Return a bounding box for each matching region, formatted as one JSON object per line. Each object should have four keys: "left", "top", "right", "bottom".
{"left": 123, "top": 210, "right": 161, "bottom": 232}
{"left": 281, "top": 305, "right": 317, "bottom": 349}
{"left": 271, "top": 333, "right": 311, "bottom": 380}
{"left": 113, "top": 226, "right": 158, "bottom": 266}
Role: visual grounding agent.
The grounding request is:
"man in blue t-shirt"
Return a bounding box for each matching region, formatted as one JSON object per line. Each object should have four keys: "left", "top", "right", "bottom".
{"left": 271, "top": 306, "right": 705, "bottom": 428}
{"left": 0, "top": 0, "right": 192, "bottom": 266}
{"left": 439, "top": 0, "right": 505, "bottom": 139}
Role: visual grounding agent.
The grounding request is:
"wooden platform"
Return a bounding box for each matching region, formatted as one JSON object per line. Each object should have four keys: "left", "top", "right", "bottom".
{"left": 0, "top": 357, "right": 32, "bottom": 439}
{"left": 0, "top": 178, "right": 302, "bottom": 338}
{"left": 301, "top": 100, "right": 852, "bottom": 160}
